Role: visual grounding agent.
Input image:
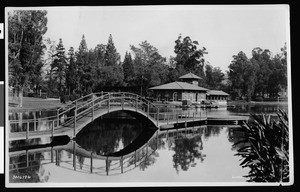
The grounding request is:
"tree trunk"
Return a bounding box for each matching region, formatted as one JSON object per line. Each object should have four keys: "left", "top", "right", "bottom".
{"left": 18, "top": 87, "right": 23, "bottom": 107}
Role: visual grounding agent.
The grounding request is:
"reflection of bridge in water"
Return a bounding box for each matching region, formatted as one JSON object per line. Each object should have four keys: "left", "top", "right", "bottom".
{"left": 9, "top": 92, "right": 248, "bottom": 141}
{"left": 9, "top": 126, "right": 206, "bottom": 176}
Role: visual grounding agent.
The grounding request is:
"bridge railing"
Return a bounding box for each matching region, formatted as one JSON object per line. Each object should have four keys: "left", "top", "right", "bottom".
{"left": 74, "top": 92, "right": 161, "bottom": 130}
{"left": 9, "top": 91, "right": 207, "bottom": 138}
{"left": 8, "top": 92, "right": 110, "bottom": 136}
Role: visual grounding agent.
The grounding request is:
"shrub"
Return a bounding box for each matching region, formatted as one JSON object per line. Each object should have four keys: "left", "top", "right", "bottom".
{"left": 234, "top": 109, "right": 289, "bottom": 182}
{"left": 254, "top": 96, "right": 264, "bottom": 102}
{"left": 70, "top": 93, "right": 80, "bottom": 101}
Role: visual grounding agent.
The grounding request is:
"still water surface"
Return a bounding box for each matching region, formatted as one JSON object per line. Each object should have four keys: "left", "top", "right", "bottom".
{"left": 8, "top": 103, "right": 288, "bottom": 184}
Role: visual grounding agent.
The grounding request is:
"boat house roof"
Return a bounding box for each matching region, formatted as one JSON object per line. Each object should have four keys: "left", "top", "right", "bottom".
{"left": 179, "top": 72, "right": 202, "bottom": 80}
{"left": 149, "top": 81, "right": 208, "bottom": 91}
{"left": 207, "top": 90, "right": 229, "bottom": 96}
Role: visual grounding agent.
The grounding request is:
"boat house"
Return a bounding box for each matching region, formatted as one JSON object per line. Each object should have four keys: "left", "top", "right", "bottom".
{"left": 149, "top": 72, "right": 230, "bottom": 106}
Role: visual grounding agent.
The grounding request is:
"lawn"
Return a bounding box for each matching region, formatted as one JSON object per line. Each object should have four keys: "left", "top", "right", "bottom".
{"left": 9, "top": 96, "right": 68, "bottom": 111}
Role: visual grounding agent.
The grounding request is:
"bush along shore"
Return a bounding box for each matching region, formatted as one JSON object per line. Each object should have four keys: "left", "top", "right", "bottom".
{"left": 234, "top": 109, "right": 289, "bottom": 182}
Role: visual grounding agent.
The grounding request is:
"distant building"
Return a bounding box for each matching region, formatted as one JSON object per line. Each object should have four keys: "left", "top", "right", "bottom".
{"left": 149, "top": 72, "right": 229, "bottom": 106}
{"left": 206, "top": 90, "right": 229, "bottom": 106}
{"left": 149, "top": 81, "right": 208, "bottom": 103}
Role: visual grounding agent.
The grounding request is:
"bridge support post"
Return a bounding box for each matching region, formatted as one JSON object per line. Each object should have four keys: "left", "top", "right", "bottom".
{"left": 106, "top": 157, "right": 109, "bottom": 175}
{"left": 73, "top": 141, "right": 76, "bottom": 171}
{"left": 90, "top": 152, "right": 93, "bottom": 173}
{"left": 56, "top": 150, "right": 60, "bottom": 166}
{"left": 120, "top": 156, "right": 123, "bottom": 173}
{"left": 51, "top": 147, "right": 54, "bottom": 163}
{"left": 134, "top": 151, "right": 137, "bottom": 167}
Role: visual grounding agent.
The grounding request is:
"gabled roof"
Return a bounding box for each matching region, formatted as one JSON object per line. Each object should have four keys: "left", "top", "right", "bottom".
{"left": 179, "top": 72, "right": 202, "bottom": 80}
{"left": 149, "top": 81, "right": 208, "bottom": 91}
{"left": 207, "top": 90, "right": 229, "bottom": 96}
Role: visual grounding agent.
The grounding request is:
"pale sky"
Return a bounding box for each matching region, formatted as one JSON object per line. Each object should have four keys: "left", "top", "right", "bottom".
{"left": 40, "top": 5, "right": 289, "bottom": 72}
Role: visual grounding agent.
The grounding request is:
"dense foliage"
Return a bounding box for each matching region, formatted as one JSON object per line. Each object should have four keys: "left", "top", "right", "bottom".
{"left": 8, "top": 10, "right": 48, "bottom": 106}
{"left": 234, "top": 110, "right": 289, "bottom": 182}
{"left": 8, "top": 10, "right": 287, "bottom": 104}
{"left": 228, "top": 46, "right": 287, "bottom": 100}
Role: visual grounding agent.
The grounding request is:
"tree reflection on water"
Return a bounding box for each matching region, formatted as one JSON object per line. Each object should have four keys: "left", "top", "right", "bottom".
{"left": 172, "top": 134, "right": 205, "bottom": 173}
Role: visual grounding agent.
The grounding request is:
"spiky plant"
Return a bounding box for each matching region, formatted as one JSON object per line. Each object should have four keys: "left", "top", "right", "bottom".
{"left": 234, "top": 109, "right": 289, "bottom": 182}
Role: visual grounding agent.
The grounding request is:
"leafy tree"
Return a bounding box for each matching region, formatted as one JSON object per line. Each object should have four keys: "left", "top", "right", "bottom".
{"left": 267, "top": 44, "right": 287, "bottom": 98}
{"left": 205, "top": 64, "right": 225, "bottom": 89}
{"left": 8, "top": 10, "right": 48, "bottom": 106}
{"left": 122, "top": 52, "right": 135, "bottom": 86}
{"left": 65, "top": 47, "right": 77, "bottom": 95}
{"left": 94, "top": 44, "right": 106, "bottom": 67}
{"left": 104, "top": 34, "right": 121, "bottom": 66}
{"left": 250, "top": 48, "right": 272, "bottom": 97}
{"left": 228, "top": 51, "right": 256, "bottom": 100}
{"left": 75, "top": 35, "right": 89, "bottom": 95}
{"left": 51, "top": 38, "right": 67, "bottom": 98}
{"left": 174, "top": 34, "right": 207, "bottom": 78}
{"left": 130, "top": 41, "right": 168, "bottom": 95}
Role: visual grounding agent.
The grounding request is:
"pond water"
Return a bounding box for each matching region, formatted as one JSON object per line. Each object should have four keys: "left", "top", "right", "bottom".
{"left": 8, "top": 102, "right": 288, "bottom": 184}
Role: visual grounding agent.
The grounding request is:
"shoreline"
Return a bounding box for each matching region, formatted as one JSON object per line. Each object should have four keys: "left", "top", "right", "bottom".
{"left": 8, "top": 96, "right": 289, "bottom": 112}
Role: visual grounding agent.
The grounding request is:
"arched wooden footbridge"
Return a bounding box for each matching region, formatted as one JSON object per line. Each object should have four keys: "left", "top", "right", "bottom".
{"left": 9, "top": 92, "right": 248, "bottom": 141}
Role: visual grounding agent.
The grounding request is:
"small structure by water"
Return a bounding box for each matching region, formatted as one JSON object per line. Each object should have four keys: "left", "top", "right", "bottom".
{"left": 149, "top": 72, "right": 229, "bottom": 106}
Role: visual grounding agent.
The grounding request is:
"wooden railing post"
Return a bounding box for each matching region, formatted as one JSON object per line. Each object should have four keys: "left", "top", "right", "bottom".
{"left": 33, "top": 112, "right": 36, "bottom": 131}
{"left": 147, "top": 102, "right": 150, "bottom": 118}
{"left": 108, "top": 94, "right": 110, "bottom": 113}
{"left": 157, "top": 108, "right": 159, "bottom": 126}
{"left": 74, "top": 108, "right": 77, "bottom": 137}
{"left": 167, "top": 112, "right": 169, "bottom": 125}
{"left": 200, "top": 109, "right": 201, "bottom": 120}
{"left": 26, "top": 150, "right": 29, "bottom": 167}
{"left": 92, "top": 100, "right": 94, "bottom": 122}
{"left": 185, "top": 113, "right": 187, "bottom": 128}
{"left": 121, "top": 93, "right": 125, "bottom": 110}
{"left": 25, "top": 121, "right": 29, "bottom": 139}
{"left": 51, "top": 120, "right": 54, "bottom": 139}
{"left": 193, "top": 112, "right": 195, "bottom": 122}
{"left": 135, "top": 95, "right": 138, "bottom": 112}
{"left": 57, "top": 108, "right": 59, "bottom": 128}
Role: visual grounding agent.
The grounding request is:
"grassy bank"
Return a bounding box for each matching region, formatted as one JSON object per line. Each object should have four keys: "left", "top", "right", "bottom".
{"left": 9, "top": 97, "right": 68, "bottom": 111}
